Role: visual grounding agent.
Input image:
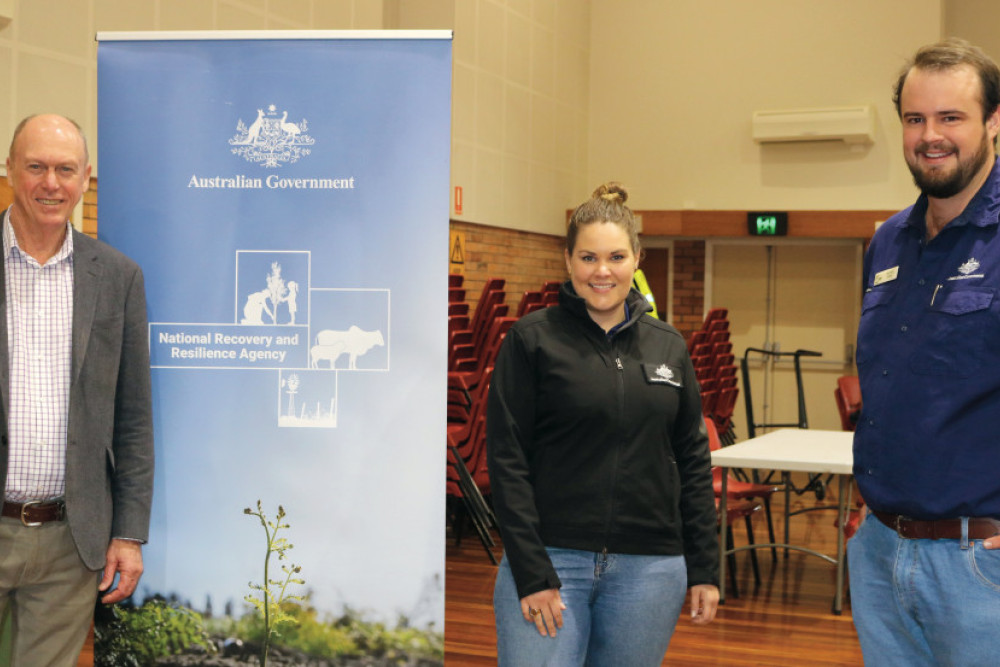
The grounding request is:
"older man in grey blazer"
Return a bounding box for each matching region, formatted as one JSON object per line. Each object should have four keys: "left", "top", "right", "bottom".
{"left": 0, "top": 114, "right": 153, "bottom": 665}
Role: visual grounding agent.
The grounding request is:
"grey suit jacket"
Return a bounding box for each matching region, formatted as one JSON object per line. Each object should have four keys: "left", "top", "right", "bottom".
{"left": 0, "top": 227, "right": 154, "bottom": 571}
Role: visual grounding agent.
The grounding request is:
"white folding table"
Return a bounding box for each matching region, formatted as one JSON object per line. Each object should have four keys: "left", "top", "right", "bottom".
{"left": 711, "top": 428, "right": 854, "bottom": 614}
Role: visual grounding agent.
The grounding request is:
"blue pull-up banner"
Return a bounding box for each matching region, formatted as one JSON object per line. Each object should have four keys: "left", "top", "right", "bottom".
{"left": 97, "top": 31, "right": 450, "bottom": 660}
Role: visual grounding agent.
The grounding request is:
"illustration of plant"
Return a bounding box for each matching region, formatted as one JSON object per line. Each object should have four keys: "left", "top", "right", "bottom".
{"left": 244, "top": 500, "right": 305, "bottom": 666}
{"left": 93, "top": 599, "right": 214, "bottom": 667}
{"left": 265, "top": 262, "right": 287, "bottom": 324}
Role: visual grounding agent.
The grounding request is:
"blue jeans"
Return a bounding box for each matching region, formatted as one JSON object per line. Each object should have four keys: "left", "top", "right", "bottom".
{"left": 848, "top": 513, "right": 1000, "bottom": 666}
{"left": 493, "top": 547, "right": 687, "bottom": 666}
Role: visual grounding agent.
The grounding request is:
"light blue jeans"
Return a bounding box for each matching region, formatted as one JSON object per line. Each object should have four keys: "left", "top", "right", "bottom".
{"left": 848, "top": 513, "right": 1000, "bottom": 666}
{"left": 493, "top": 547, "right": 687, "bottom": 666}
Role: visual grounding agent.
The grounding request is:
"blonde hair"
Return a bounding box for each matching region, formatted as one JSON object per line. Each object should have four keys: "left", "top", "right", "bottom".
{"left": 566, "top": 182, "right": 641, "bottom": 256}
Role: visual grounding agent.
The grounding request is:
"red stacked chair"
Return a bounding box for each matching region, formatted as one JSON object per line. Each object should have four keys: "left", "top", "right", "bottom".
{"left": 688, "top": 330, "right": 709, "bottom": 356}
{"left": 516, "top": 290, "right": 545, "bottom": 317}
{"left": 448, "top": 278, "right": 505, "bottom": 371}
{"left": 447, "top": 366, "right": 499, "bottom": 563}
{"left": 689, "top": 308, "right": 741, "bottom": 444}
{"left": 446, "top": 279, "right": 524, "bottom": 562}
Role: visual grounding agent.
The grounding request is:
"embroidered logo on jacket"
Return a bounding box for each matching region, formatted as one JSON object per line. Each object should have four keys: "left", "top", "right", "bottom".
{"left": 643, "top": 363, "right": 682, "bottom": 387}
{"left": 948, "top": 257, "right": 984, "bottom": 281}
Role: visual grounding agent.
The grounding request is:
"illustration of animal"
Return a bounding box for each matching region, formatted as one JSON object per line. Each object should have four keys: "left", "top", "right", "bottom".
{"left": 242, "top": 109, "right": 265, "bottom": 145}
{"left": 279, "top": 111, "right": 301, "bottom": 140}
{"left": 310, "top": 326, "right": 385, "bottom": 370}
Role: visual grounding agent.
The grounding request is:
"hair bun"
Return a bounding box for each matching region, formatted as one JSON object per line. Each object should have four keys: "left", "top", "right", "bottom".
{"left": 593, "top": 181, "right": 628, "bottom": 204}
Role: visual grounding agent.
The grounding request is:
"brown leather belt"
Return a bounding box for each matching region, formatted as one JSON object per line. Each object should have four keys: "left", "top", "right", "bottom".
{"left": 1, "top": 500, "right": 66, "bottom": 527}
{"left": 872, "top": 510, "right": 1000, "bottom": 540}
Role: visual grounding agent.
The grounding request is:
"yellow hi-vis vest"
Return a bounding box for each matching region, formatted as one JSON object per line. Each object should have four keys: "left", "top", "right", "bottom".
{"left": 632, "top": 268, "right": 658, "bottom": 319}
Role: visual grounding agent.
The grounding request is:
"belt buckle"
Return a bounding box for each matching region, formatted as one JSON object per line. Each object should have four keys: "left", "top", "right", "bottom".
{"left": 20, "top": 500, "right": 42, "bottom": 527}
{"left": 893, "top": 514, "right": 907, "bottom": 538}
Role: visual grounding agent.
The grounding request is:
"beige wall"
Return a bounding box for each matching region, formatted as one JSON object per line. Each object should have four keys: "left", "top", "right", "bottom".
{"left": 589, "top": 0, "right": 943, "bottom": 214}
{"left": 446, "top": 0, "right": 592, "bottom": 237}
{"left": 945, "top": 0, "right": 1000, "bottom": 63}
{"left": 0, "top": 0, "right": 390, "bottom": 173}
{"left": 10, "top": 1, "right": 1000, "bottom": 232}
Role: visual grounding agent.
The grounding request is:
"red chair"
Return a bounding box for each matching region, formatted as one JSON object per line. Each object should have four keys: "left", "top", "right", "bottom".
{"left": 715, "top": 364, "right": 737, "bottom": 386}
{"left": 447, "top": 368, "right": 499, "bottom": 563}
{"left": 540, "top": 280, "right": 561, "bottom": 293}
{"left": 448, "top": 316, "right": 516, "bottom": 413}
{"left": 711, "top": 341, "right": 733, "bottom": 358}
{"left": 707, "top": 319, "right": 729, "bottom": 334}
{"left": 834, "top": 375, "right": 862, "bottom": 432}
{"left": 716, "top": 497, "right": 762, "bottom": 598}
{"left": 833, "top": 376, "right": 865, "bottom": 538}
{"left": 707, "top": 418, "right": 779, "bottom": 562}
{"left": 701, "top": 308, "right": 728, "bottom": 330}
{"left": 711, "top": 385, "right": 740, "bottom": 444}
{"left": 516, "top": 291, "right": 544, "bottom": 317}
{"left": 449, "top": 293, "right": 507, "bottom": 370}
{"left": 708, "top": 330, "right": 730, "bottom": 345}
{"left": 691, "top": 342, "right": 712, "bottom": 358}
{"left": 700, "top": 388, "right": 717, "bottom": 415}
{"left": 710, "top": 353, "right": 735, "bottom": 379}
{"left": 687, "top": 330, "right": 709, "bottom": 355}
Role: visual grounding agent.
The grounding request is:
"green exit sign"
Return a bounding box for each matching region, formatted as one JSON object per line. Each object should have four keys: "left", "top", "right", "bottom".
{"left": 747, "top": 211, "right": 788, "bottom": 236}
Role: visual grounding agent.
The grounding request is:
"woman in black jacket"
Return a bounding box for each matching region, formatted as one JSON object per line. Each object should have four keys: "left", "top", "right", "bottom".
{"left": 487, "top": 182, "right": 719, "bottom": 666}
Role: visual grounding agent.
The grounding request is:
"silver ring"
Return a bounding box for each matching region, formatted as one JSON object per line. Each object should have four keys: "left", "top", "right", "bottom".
{"left": 528, "top": 607, "right": 541, "bottom": 618}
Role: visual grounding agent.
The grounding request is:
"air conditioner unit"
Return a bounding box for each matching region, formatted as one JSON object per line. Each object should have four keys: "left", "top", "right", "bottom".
{"left": 752, "top": 105, "right": 875, "bottom": 145}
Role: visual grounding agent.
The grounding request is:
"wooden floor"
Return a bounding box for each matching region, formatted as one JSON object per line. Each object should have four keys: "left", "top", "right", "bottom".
{"left": 446, "top": 483, "right": 864, "bottom": 666}
{"left": 77, "top": 629, "right": 92, "bottom": 667}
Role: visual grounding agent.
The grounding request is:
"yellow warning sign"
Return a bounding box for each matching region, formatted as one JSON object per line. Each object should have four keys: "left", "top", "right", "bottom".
{"left": 450, "top": 231, "right": 465, "bottom": 274}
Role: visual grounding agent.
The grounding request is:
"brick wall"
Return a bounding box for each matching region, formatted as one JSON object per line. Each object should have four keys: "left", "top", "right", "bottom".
{"left": 450, "top": 219, "right": 711, "bottom": 339}
{"left": 450, "top": 219, "right": 566, "bottom": 315}
{"left": 672, "top": 240, "right": 706, "bottom": 340}
{"left": 82, "top": 183, "right": 97, "bottom": 237}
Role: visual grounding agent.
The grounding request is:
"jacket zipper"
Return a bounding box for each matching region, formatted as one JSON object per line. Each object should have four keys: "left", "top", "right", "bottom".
{"left": 602, "top": 350, "right": 626, "bottom": 553}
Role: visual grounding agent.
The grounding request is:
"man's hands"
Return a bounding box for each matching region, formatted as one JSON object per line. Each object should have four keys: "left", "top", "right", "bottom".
{"left": 99, "top": 538, "right": 144, "bottom": 604}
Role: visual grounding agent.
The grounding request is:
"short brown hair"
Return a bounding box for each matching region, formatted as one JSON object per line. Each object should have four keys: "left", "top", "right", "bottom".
{"left": 893, "top": 38, "right": 1000, "bottom": 122}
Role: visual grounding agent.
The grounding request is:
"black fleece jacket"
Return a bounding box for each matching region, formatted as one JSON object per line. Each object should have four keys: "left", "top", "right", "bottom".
{"left": 487, "top": 282, "right": 719, "bottom": 599}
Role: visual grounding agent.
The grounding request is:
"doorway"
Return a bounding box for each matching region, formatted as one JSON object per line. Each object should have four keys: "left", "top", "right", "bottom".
{"left": 708, "top": 239, "right": 863, "bottom": 437}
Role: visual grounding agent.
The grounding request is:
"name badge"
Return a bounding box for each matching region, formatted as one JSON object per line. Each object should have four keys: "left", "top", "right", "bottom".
{"left": 873, "top": 266, "right": 899, "bottom": 286}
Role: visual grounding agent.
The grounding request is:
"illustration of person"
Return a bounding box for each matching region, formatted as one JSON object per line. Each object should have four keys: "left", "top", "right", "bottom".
{"left": 241, "top": 289, "right": 273, "bottom": 325}
{"left": 286, "top": 281, "right": 299, "bottom": 324}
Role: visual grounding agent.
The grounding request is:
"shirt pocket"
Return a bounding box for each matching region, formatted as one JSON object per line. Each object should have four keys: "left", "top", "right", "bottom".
{"left": 855, "top": 287, "right": 896, "bottom": 368}
{"left": 909, "top": 287, "right": 994, "bottom": 377}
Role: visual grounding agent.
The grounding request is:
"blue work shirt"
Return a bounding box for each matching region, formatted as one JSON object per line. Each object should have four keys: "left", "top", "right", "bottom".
{"left": 855, "top": 158, "right": 1000, "bottom": 520}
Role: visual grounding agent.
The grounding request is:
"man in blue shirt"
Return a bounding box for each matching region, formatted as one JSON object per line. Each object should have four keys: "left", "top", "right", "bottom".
{"left": 849, "top": 38, "right": 1000, "bottom": 666}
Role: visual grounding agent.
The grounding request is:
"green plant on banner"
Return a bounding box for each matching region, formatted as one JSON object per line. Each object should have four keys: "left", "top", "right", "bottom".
{"left": 93, "top": 599, "right": 215, "bottom": 666}
{"left": 244, "top": 500, "right": 305, "bottom": 667}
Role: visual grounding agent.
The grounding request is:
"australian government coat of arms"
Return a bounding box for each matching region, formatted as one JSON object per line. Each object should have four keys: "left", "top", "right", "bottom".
{"left": 229, "top": 104, "right": 316, "bottom": 168}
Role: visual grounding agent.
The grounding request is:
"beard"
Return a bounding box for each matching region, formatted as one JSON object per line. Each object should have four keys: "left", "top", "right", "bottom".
{"left": 907, "top": 131, "right": 993, "bottom": 199}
